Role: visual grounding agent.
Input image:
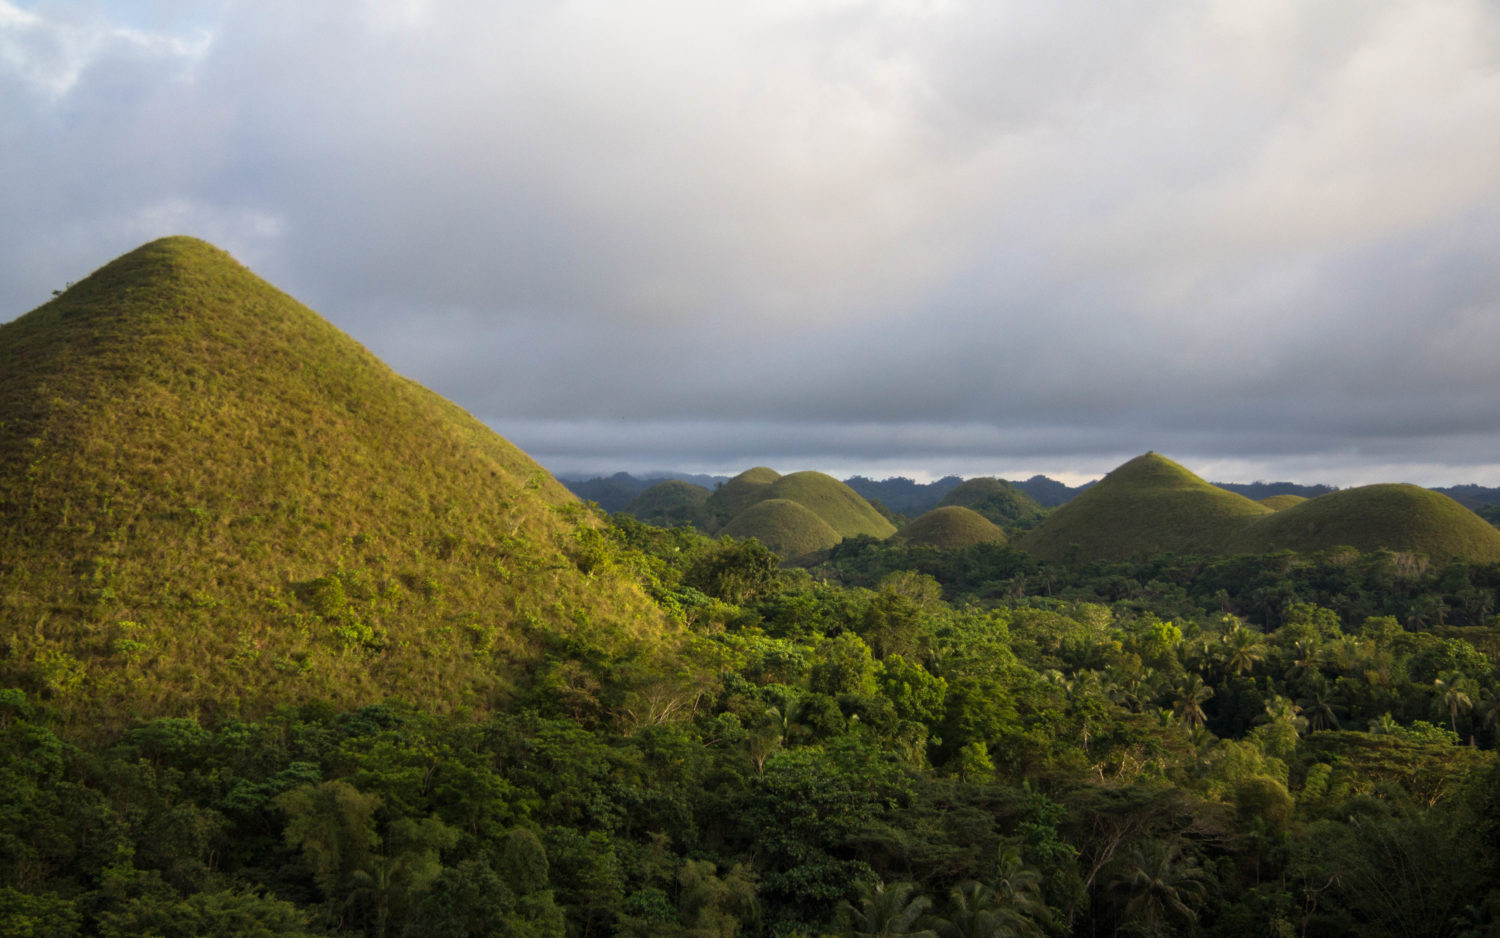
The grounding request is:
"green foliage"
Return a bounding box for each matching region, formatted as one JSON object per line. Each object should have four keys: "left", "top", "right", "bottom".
{"left": 683, "top": 537, "right": 781, "bottom": 606}
{"left": 625, "top": 479, "right": 713, "bottom": 531}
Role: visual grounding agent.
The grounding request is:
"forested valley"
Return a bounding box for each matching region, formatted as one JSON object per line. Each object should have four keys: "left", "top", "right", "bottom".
{"left": 7, "top": 513, "right": 1500, "bottom": 937}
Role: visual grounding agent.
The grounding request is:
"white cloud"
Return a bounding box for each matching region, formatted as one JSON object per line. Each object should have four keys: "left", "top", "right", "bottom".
{"left": 4, "top": 0, "right": 1500, "bottom": 484}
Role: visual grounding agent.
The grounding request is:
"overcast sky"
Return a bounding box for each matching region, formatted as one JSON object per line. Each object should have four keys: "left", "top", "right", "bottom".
{"left": 4, "top": 1, "right": 1500, "bottom": 486}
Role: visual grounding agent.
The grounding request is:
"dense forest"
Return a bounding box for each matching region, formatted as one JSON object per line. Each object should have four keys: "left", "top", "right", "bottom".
{"left": 6, "top": 514, "right": 1500, "bottom": 936}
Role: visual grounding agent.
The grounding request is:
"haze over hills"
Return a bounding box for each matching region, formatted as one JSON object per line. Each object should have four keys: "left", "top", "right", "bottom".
{"left": 0, "top": 237, "right": 673, "bottom": 725}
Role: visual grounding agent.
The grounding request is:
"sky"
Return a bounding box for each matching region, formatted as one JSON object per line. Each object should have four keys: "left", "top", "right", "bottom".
{"left": 4, "top": 1, "right": 1500, "bottom": 487}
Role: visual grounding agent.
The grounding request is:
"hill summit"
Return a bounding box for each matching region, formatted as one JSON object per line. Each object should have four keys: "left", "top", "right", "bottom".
{"left": 1015, "top": 452, "right": 1272, "bottom": 562}
{"left": 0, "top": 237, "right": 671, "bottom": 724}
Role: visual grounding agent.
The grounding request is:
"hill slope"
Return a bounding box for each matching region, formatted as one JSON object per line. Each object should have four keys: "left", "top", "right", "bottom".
{"left": 0, "top": 237, "right": 671, "bottom": 724}
{"left": 757, "top": 471, "right": 897, "bottom": 540}
{"left": 894, "top": 506, "right": 1007, "bottom": 549}
{"left": 937, "top": 477, "right": 1045, "bottom": 529}
{"left": 1016, "top": 453, "right": 1272, "bottom": 562}
{"left": 717, "top": 498, "right": 843, "bottom": 558}
{"left": 1229, "top": 484, "right": 1500, "bottom": 562}
{"left": 704, "top": 466, "right": 781, "bottom": 529}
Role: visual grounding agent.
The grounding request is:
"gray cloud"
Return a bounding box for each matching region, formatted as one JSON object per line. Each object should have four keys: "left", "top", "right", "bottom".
{"left": 4, "top": 0, "right": 1500, "bottom": 487}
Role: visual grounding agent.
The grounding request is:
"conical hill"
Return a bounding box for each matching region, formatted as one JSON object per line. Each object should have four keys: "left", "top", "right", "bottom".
{"left": 717, "top": 498, "right": 842, "bottom": 559}
{"left": 1228, "top": 484, "right": 1500, "bottom": 562}
{"left": 936, "top": 477, "right": 1044, "bottom": 528}
{"left": 1015, "top": 452, "right": 1271, "bottom": 562}
{"left": 705, "top": 466, "right": 780, "bottom": 529}
{"left": 894, "top": 506, "right": 1007, "bottom": 549}
{"left": 759, "top": 471, "right": 897, "bottom": 540}
{"left": 0, "top": 237, "right": 671, "bottom": 724}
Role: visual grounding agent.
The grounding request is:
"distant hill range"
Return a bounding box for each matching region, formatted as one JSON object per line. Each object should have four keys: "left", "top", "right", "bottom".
{"left": 1016, "top": 453, "right": 1500, "bottom": 564}
{"left": 564, "top": 457, "right": 1500, "bottom": 564}
{"left": 0, "top": 237, "right": 673, "bottom": 726}
{"left": 560, "top": 471, "right": 1094, "bottom": 518}
{"left": 564, "top": 471, "right": 1500, "bottom": 520}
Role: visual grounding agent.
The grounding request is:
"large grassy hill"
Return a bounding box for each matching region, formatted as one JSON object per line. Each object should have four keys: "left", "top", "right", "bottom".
{"left": 704, "top": 466, "right": 781, "bottom": 529}
{"left": 894, "top": 506, "right": 1007, "bottom": 549}
{"left": 1016, "top": 453, "right": 1272, "bottom": 562}
{"left": 758, "top": 471, "right": 897, "bottom": 540}
{"left": 1228, "top": 484, "right": 1500, "bottom": 562}
{"left": 717, "top": 498, "right": 843, "bottom": 559}
{"left": 0, "top": 237, "right": 673, "bottom": 725}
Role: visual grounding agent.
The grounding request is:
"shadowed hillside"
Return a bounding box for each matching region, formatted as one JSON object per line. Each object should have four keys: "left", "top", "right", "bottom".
{"left": 1016, "top": 452, "right": 1271, "bottom": 562}
{"left": 937, "top": 477, "right": 1045, "bottom": 529}
{"left": 0, "top": 237, "right": 673, "bottom": 725}
{"left": 627, "top": 479, "right": 712, "bottom": 529}
{"left": 894, "top": 506, "right": 1007, "bottom": 549}
{"left": 1229, "top": 484, "right": 1500, "bottom": 562}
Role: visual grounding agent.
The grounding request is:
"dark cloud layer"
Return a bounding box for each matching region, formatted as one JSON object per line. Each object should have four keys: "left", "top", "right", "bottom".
{"left": 4, "top": 1, "right": 1500, "bottom": 486}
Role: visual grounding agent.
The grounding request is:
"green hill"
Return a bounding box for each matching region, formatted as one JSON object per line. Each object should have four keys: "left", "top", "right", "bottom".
{"left": 1229, "top": 484, "right": 1500, "bottom": 562}
{"left": 1259, "top": 494, "right": 1308, "bottom": 511}
{"left": 937, "top": 477, "right": 1045, "bottom": 529}
{"left": 717, "top": 498, "right": 843, "bottom": 559}
{"left": 705, "top": 466, "right": 780, "bottom": 529}
{"left": 0, "top": 237, "right": 672, "bottom": 725}
{"left": 626, "top": 479, "right": 712, "bottom": 529}
{"left": 1015, "top": 452, "right": 1272, "bottom": 562}
{"left": 894, "top": 506, "right": 1007, "bottom": 549}
{"left": 759, "top": 471, "right": 897, "bottom": 540}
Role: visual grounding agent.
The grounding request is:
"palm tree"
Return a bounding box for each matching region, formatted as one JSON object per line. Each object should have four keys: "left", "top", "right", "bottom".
{"left": 991, "top": 847, "right": 1048, "bottom": 937}
{"left": 1433, "top": 671, "right": 1475, "bottom": 735}
{"left": 1297, "top": 681, "right": 1342, "bottom": 732}
{"left": 936, "top": 850, "right": 1047, "bottom": 938}
{"left": 1222, "top": 624, "right": 1266, "bottom": 677}
{"left": 1261, "top": 694, "right": 1307, "bottom": 735}
{"left": 1108, "top": 839, "right": 1208, "bottom": 937}
{"left": 841, "top": 880, "right": 938, "bottom": 938}
{"left": 937, "top": 881, "right": 1001, "bottom": 938}
{"left": 1172, "top": 675, "right": 1214, "bottom": 729}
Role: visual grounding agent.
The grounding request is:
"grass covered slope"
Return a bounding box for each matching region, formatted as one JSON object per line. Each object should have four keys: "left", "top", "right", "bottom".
{"left": 0, "top": 237, "right": 672, "bottom": 723}
{"left": 759, "top": 471, "right": 897, "bottom": 540}
{"left": 937, "top": 477, "right": 1045, "bottom": 528}
{"left": 1229, "top": 484, "right": 1500, "bottom": 562}
{"left": 717, "top": 498, "right": 843, "bottom": 559}
{"left": 705, "top": 466, "right": 780, "bottom": 529}
{"left": 894, "top": 506, "right": 1007, "bottom": 548}
{"left": 1016, "top": 452, "right": 1272, "bottom": 562}
{"left": 1259, "top": 494, "right": 1308, "bottom": 511}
